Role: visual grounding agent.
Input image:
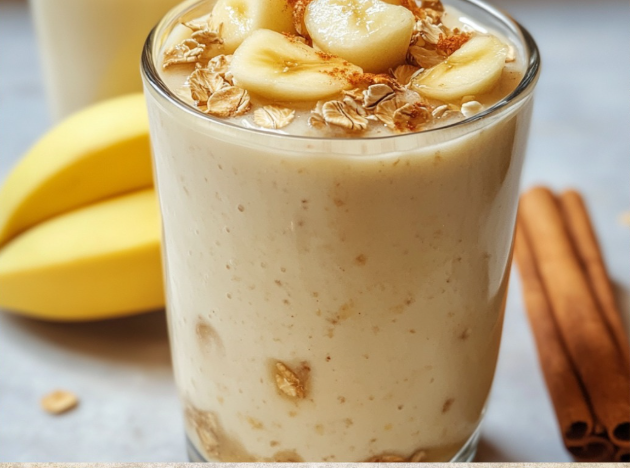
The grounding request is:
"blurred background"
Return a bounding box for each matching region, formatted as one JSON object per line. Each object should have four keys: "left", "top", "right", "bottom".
{"left": 0, "top": 0, "right": 628, "bottom": 461}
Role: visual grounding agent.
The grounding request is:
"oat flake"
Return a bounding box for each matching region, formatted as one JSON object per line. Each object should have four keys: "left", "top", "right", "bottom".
{"left": 208, "top": 54, "right": 232, "bottom": 76}
{"left": 254, "top": 105, "right": 295, "bottom": 129}
{"left": 409, "top": 450, "right": 427, "bottom": 462}
{"left": 394, "top": 102, "right": 431, "bottom": 130}
{"left": 189, "top": 69, "right": 225, "bottom": 103}
{"left": 414, "top": 17, "right": 445, "bottom": 45}
{"left": 206, "top": 86, "right": 251, "bottom": 117}
{"left": 392, "top": 64, "right": 421, "bottom": 85}
{"left": 461, "top": 100, "right": 483, "bottom": 118}
{"left": 322, "top": 99, "right": 368, "bottom": 131}
{"left": 308, "top": 113, "right": 326, "bottom": 129}
{"left": 506, "top": 44, "right": 517, "bottom": 62}
{"left": 191, "top": 28, "right": 224, "bottom": 46}
{"left": 183, "top": 18, "right": 211, "bottom": 32}
{"left": 374, "top": 98, "right": 399, "bottom": 129}
{"left": 275, "top": 362, "right": 305, "bottom": 398}
{"left": 163, "top": 40, "right": 206, "bottom": 68}
{"left": 41, "top": 390, "right": 78, "bottom": 415}
{"left": 408, "top": 45, "right": 444, "bottom": 69}
{"left": 363, "top": 84, "right": 395, "bottom": 110}
{"left": 342, "top": 87, "right": 365, "bottom": 103}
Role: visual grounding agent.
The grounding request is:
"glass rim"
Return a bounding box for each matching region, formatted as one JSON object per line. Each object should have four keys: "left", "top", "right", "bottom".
{"left": 141, "top": 0, "right": 541, "bottom": 143}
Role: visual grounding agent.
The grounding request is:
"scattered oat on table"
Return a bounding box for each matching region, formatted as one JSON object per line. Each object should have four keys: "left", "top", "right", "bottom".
{"left": 41, "top": 390, "right": 79, "bottom": 414}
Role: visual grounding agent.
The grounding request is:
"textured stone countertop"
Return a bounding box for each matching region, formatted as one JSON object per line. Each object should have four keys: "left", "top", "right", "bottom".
{"left": 0, "top": 0, "right": 628, "bottom": 462}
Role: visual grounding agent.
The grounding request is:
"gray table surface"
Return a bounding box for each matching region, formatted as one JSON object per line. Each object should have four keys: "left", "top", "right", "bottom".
{"left": 1, "top": 0, "right": 628, "bottom": 462}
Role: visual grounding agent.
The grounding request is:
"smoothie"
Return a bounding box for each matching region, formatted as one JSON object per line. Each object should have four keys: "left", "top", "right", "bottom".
{"left": 142, "top": 0, "right": 539, "bottom": 461}
{"left": 30, "top": 0, "right": 181, "bottom": 120}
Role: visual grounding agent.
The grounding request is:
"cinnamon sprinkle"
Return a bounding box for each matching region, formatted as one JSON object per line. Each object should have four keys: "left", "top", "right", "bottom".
{"left": 315, "top": 50, "right": 335, "bottom": 61}
{"left": 163, "top": 0, "right": 510, "bottom": 135}
{"left": 287, "top": 0, "right": 313, "bottom": 40}
{"left": 437, "top": 32, "right": 472, "bottom": 56}
{"left": 281, "top": 32, "right": 307, "bottom": 44}
{"left": 346, "top": 72, "right": 397, "bottom": 88}
{"left": 399, "top": 0, "right": 426, "bottom": 19}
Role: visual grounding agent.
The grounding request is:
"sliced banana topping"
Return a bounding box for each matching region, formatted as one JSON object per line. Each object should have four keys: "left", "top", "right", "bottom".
{"left": 230, "top": 29, "right": 362, "bottom": 101}
{"left": 210, "top": 0, "right": 296, "bottom": 54}
{"left": 305, "top": 0, "right": 415, "bottom": 73}
{"left": 161, "top": 0, "right": 519, "bottom": 134}
{"left": 410, "top": 34, "right": 508, "bottom": 102}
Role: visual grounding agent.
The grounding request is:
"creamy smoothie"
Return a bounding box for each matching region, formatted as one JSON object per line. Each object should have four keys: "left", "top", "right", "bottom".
{"left": 30, "top": 0, "right": 181, "bottom": 120}
{"left": 142, "top": 0, "right": 539, "bottom": 461}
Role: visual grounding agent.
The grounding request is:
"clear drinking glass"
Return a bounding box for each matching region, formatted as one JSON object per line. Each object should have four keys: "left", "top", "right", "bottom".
{"left": 29, "top": 0, "right": 182, "bottom": 121}
{"left": 141, "top": 0, "right": 540, "bottom": 461}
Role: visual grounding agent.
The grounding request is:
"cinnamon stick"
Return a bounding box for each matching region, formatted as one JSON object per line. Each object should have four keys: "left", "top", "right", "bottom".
{"left": 566, "top": 435, "right": 615, "bottom": 462}
{"left": 519, "top": 187, "right": 630, "bottom": 448}
{"left": 514, "top": 218, "right": 594, "bottom": 443}
{"left": 559, "top": 189, "right": 630, "bottom": 367}
{"left": 615, "top": 447, "right": 630, "bottom": 462}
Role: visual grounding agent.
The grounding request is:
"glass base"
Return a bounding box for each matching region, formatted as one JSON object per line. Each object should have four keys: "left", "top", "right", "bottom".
{"left": 186, "top": 424, "right": 480, "bottom": 462}
{"left": 449, "top": 424, "right": 481, "bottom": 462}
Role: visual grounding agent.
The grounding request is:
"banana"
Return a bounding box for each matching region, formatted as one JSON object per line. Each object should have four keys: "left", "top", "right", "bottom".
{"left": 410, "top": 34, "right": 508, "bottom": 102}
{"left": 304, "top": 0, "right": 415, "bottom": 73}
{"left": 230, "top": 29, "right": 363, "bottom": 101}
{"left": 210, "top": 0, "right": 296, "bottom": 54}
{"left": 0, "top": 189, "right": 163, "bottom": 321}
{"left": 0, "top": 93, "right": 152, "bottom": 247}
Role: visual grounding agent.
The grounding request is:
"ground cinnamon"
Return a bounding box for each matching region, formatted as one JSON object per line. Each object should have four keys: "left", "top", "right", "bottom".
{"left": 518, "top": 186, "right": 630, "bottom": 451}
{"left": 558, "top": 189, "right": 630, "bottom": 367}
{"left": 514, "top": 219, "right": 594, "bottom": 442}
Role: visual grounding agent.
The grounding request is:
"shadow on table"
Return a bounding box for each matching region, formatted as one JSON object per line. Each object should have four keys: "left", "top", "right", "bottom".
{"left": 1, "top": 309, "right": 172, "bottom": 369}
{"left": 476, "top": 436, "right": 517, "bottom": 462}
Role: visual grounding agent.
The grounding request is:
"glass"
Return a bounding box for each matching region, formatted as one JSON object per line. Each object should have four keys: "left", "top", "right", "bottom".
{"left": 29, "top": 0, "right": 181, "bottom": 121}
{"left": 141, "top": 0, "right": 540, "bottom": 461}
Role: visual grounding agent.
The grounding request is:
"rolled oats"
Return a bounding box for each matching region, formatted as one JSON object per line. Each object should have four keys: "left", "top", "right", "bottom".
{"left": 363, "top": 84, "right": 396, "bottom": 110}
{"left": 41, "top": 390, "right": 78, "bottom": 415}
{"left": 206, "top": 86, "right": 251, "bottom": 117}
{"left": 274, "top": 361, "right": 306, "bottom": 398}
{"left": 254, "top": 105, "right": 296, "bottom": 129}
{"left": 322, "top": 99, "right": 369, "bottom": 131}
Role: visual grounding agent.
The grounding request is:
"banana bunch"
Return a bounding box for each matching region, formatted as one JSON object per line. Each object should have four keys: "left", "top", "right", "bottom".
{"left": 0, "top": 94, "right": 163, "bottom": 321}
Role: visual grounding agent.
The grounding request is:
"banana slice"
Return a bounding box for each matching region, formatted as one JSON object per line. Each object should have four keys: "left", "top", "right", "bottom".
{"left": 230, "top": 29, "right": 363, "bottom": 101}
{"left": 304, "top": 0, "right": 415, "bottom": 73}
{"left": 210, "top": 0, "right": 296, "bottom": 54}
{"left": 410, "top": 34, "right": 508, "bottom": 102}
